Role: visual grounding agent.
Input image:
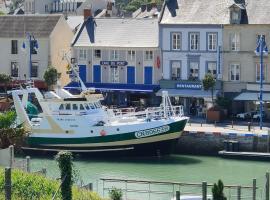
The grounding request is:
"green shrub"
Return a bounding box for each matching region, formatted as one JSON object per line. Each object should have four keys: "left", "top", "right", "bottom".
{"left": 0, "top": 168, "right": 103, "bottom": 200}
{"left": 109, "top": 187, "right": 122, "bottom": 200}
{"left": 212, "top": 179, "right": 227, "bottom": 200}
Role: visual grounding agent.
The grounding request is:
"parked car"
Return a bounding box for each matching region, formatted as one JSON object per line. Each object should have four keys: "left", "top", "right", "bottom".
{"left": 236, "top": 111, "right": 255, "bottom": 119}
{"left": 252, "top": 111, "right": 266, "bottom": 120}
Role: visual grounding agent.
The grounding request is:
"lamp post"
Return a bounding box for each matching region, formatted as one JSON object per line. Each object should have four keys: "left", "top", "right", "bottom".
{"left": 22, "top": 33, "right": 39, "bottom": 79}
{"left": 255, "top": 35, "right": 268, "bottom": 130}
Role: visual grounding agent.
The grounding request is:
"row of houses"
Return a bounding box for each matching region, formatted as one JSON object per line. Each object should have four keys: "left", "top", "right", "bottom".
{"left": 1, "top": 0, "right": 270, "bottom": 117}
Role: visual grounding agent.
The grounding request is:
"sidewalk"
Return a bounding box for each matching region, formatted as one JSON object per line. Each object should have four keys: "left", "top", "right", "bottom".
{"left": 184, "top": 122, "right": 269, "bottom": 136}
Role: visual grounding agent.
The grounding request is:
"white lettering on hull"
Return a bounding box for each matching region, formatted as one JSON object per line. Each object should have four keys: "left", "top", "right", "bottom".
{"left": 135, "top": 125, "right": 170, "bottom": 138}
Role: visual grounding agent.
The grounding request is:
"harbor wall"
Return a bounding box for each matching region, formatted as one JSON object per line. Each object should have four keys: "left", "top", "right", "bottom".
{"left": 175, "top": 131, "right": 270, "bottom": 155}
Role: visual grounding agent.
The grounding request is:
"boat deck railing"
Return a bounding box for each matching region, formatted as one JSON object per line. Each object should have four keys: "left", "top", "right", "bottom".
{"left": 100, "top": 177, "right": 258, "bottom": 200}
{"left": 108, "top": 105, "right": 185, "bottom": 120}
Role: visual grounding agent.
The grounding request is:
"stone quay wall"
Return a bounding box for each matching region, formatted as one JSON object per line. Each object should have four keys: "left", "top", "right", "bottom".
{"left": 175, "top": 131, "right": 270, "bottom": 155}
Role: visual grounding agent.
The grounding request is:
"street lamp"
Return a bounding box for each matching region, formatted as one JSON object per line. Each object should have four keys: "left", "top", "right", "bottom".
{"left": 255, "top": 35, "right": 268, "bottom": 130}
{"left": 22, "top": 33, "right": 39, "bottom": 79}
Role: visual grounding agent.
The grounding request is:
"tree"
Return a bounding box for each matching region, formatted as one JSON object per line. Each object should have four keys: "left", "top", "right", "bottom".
{"left": 212, "top": 180, "right": 227, "bottom": 200}
{"left": 0, "top": 74, "right": 12, "bottom": 100}
{"left": 43, "top": 67, "right": 60, "bottom": 90}
{"left": 203, "top": 74, "right": 216, "bottom": 103}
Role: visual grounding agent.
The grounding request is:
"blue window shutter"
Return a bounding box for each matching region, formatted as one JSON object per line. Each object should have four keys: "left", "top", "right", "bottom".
{"left": 93, "top": 65, "right": 101, "bottom": 83}
{"left": 78, "top": 65, "right": 86, "bottom": 82}
{"left": 144, "top": 66, "right": 153, "bottom": 85}
{"left": 127, "top": 66, "right": 135, "bottom": 84}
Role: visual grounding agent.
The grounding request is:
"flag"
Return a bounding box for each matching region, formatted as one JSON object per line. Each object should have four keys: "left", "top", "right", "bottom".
{"left": 21, "top": 41, "right": 26, "bottom": 52}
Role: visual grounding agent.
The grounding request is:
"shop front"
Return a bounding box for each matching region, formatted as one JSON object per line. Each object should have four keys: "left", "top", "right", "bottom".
{"left": 158, "top": 80, "right": 221, "bottom": 116}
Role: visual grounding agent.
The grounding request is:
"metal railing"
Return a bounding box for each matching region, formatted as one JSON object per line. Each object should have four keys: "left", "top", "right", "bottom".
{"left": 100, "top": 177, "right": 259, "bottom": 200}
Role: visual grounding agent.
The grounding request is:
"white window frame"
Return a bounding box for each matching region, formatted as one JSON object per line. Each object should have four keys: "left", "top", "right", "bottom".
{"left": 189, "top": 62, "right": 199, "bottom": 80}
{"left": 144, "top": 50, "right": 153, "bottom": 61}
{"left": 127, "top": 50, "right": 136, "bottom": 61}
{"left": 94, "top": 49, "right": 101, "bottom": 59}
{"left": 11, "top": 61, "right": 19, "bottom": 78}
{"left": 172, "top": 32, "right": 181, "bottom": 50}
{"left": 208, "top": 33, "right": 217, "bottom": 51}
{"left": 79, "top": 49, "right": 87, "bottom": 60}
{"left": 230, "top": 63, "right": 240, "bottom": 81}
{"left": 171, "top": 61, "right": 181, "bottom": 80}
{"left": 111, "top": 50, "right": 119, "bottom": 60}
{"left": 110, "top": 67, "right": 119, "bottom": 83}
{"left": 256, "top": 63, "right": 267, "bottom": 82}
{"left": 230, "top": 33, "right": 240, "bottom": 51}
{"left": 190, "top": 33, "right": 199, "bottom": 51}
{"left": 207, "top": 62, "right": 217, "bottom": 77}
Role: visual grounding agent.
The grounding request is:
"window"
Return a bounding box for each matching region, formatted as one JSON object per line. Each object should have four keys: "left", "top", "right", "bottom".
{"left": 230, "top": 63, "right": 240, "bottom": 81}
{"left": 94, "top": 49, "right": 101, "bottom": 59}
{"left": 59, "top": 104, "right": 64, "bottom": 110}
{"left": 65, "top": 104, "right": 71, "bottom": 110}
{"left": 84, "top": 104, "right": 90, "bottom": 110}
{"left": 31, "top": 62, "right": 38, "bottom": 78}
{"left": 80, "top": 104, "right": 84, "bottom": 110}
{"left": 30, "top": 40, "right": 38, "bottom": 54}
{"left": 190, "top": 33, "right": 199, "bottom": 51}
{"left": 208, "top": 33, "right": 217, "bottom": 51}
{"left": 11, "top": 62, "right": 19, "bottom": 77}
{"left": 127, "top": 50, "right": 136, "bottom": 61}
{"left": 72, "top": 104, "right": 78, "bottom": 110}
{"left": 89, "top": 103, "right": 95, "bottom": 109}
{"left": 230, "top": 33, "right": 240, "bottom": 51}
{"left": 110, "top": 67, "right": 119, "bottom": 83}
{"left": 11, "top": 40, "right": 18, "bottom": 54}
{"left": 111, "top": 50, "right": 119, "bottom": 60}
{"left": 79, "top": 49, "right": 87, "bottom": 60}
{"left": 172, "top": 33, "right": 181, "bottom": 50}
{"left": 171, "top": 61, "right": 181, "bottom": 80}
{"left": 207, "top": 62, "right": 217, "bottom": 77}
{"left": 256, "top": 63, "right": 267, "bottom": 82}
{"left": 189, "top": 62, "right": 199, "bottom": 80}
{"left": 232, "top": 11, "right": 239, "bottom": 21}
{"left": 144, "top": 50, "right": 153, "bottom": 60}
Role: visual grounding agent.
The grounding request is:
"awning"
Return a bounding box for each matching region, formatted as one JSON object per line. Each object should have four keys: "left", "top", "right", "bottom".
{"left": 64, "top": 82, "right": 160, "bottom": 93}
{"left": 234, "top": 92, "right": 270, "bottom": 101}
{"left": 156, "top": 89, "right": 218, "bottom": 98}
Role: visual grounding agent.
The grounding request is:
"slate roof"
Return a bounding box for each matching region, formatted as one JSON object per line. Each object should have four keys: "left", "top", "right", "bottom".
{"left": 0, "top": 15, "right": 62, "bottom": 38}
{"left": 160, "top": 0, "right": 270, "bottom": 25}
{"left": 72, "top": 17, "right": 159, "bottom": 48}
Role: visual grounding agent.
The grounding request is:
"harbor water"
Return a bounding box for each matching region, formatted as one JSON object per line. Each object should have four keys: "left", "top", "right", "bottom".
{"left": 28, "top": 154, "right": 270, "bottom": 199}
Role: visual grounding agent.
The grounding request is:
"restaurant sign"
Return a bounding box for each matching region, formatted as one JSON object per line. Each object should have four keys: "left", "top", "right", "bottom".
{"left": 100, "top": 61, "right": 128, "bottom": 66}
{"left": 175, "top": 82, "right": 202, "bottom": 90}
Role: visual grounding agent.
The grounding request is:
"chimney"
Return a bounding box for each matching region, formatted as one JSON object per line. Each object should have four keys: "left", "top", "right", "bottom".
{"left": 84, "top": 9, "right": 92, "bottom": 20}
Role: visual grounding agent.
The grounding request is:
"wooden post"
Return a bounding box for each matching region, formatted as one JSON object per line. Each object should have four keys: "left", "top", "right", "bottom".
{"left": 253, "top": 178, "right": 256, "bottom": 200}
{"left": 9, "top": 145, "right": 14, "bottom": 168}
{"left": 5, "top": 167, "right": 11, "bottom": 200}
{"left": 26, "top": 156, "right": 30, "bottom": 172}
{"left": 266, "top": 172, "right": 269, "bottom": 200}
{"left": 176, "top": 191, "right": 180, "bottom": 200}
{"left": 237, "top": 186, "right": 241, "bottom": 200}
{"left": 202, "top": 181, "right": 207, "bottom": 200}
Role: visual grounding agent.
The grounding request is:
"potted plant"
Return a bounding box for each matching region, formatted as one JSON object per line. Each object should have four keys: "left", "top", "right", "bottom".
{"left": 109, "top": 187, "right": 122, "bottom": 200}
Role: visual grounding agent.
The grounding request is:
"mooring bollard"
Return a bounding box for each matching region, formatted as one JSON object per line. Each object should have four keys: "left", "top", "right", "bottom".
{"left": 253, "top": 178, "right": 256, "bottom": 200}
{"left": 176, "top": 191, "right": 180, "bottom": 200}
{"left": 202, "top": 181, "right": 207, "bottom": 200}
{"left": 88, "top": 183, "right": 93, "bottom": 191}
{"left": 266, "top": 172, "right": 269, "bottom": 200}
{"left": 237, "top": 186, "right": 241, "bottom": 200}
{"left": 5, "top": 167, "right": 11, "bottom": 200}
{"left": 26, "top": 156, "right": 31, "bottom": 173}
{"left": 248, "top": 122, "right": 251, "bottom": 132}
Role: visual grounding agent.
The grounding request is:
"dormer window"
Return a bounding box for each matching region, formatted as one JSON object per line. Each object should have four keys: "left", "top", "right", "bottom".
{"left": 232, "top": 11, "right": 239, "bottom": 21}
{"left": 230, "top": 5, "right": 242, "bottom": 24}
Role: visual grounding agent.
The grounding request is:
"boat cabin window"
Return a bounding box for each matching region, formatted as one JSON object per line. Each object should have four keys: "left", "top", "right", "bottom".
{"left": 89, "top": 103, "right": 95, "bottom": 109}
{"left": 80, "top": 104, "right": 84, "bottom": 110}
{"left": 59, "top": 104, "right": 64, "bottom": 110}
{"left": 66, "top": 103, "right": 71, "bottom": 110}
{"left": 84, "top": 104, "right": 90, "bottom": 110}
{"left": 73, "top": 104, "right": 78, "bottom": 110}
{"left": 94, "top": 102, "right": 101, "bottom": 108}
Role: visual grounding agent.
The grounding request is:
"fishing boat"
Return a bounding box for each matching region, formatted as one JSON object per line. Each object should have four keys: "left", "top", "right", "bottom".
{"left": 9, "top": 58, "right": 188, "bottom": 156}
